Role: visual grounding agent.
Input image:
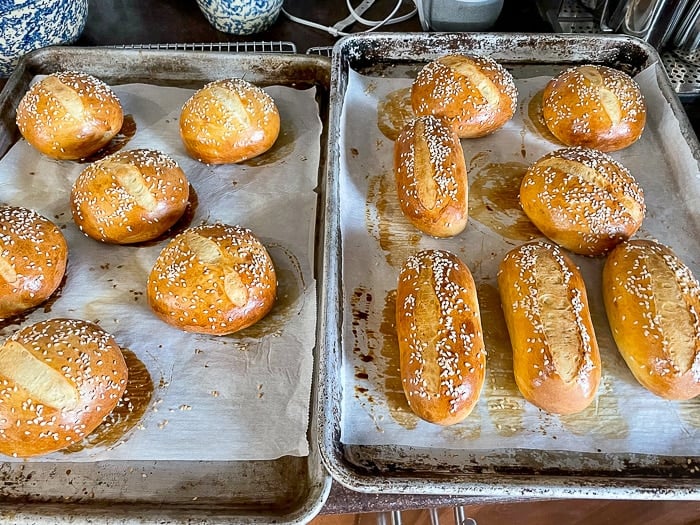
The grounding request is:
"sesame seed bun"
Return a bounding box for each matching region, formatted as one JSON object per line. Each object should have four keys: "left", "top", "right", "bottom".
{"left": 0, "top": 318, "right": 128, "bottom": 458}
{"left": 519, "top": 146, "right": 645, "bottom": 257}
{"left": 0, "top": 206, "right": 68, "bottom": 320}
{"left": 179, "top": 78, "right": 280, "bottom": 164}
{"left": 147, "top": 223, "right": 277, "bottom": 335}
{"left": 542, "top": 64, "right": 646, "bottom": 152}
{"left": 498, "top": 241, "right": 601, "bottom": 415}
{"left": 15, "top": 71, "right": 124, "bottom": 160}
{"left": 71, "top": 149, "right": 190, "bottom": 244}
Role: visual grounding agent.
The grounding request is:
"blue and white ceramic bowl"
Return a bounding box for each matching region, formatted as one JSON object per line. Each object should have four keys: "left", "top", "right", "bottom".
{"left": 196, "top": 0, "right": 283, "bottom": 35}
{"left": 0, "top": 0, "right": 88, "bottom": 77}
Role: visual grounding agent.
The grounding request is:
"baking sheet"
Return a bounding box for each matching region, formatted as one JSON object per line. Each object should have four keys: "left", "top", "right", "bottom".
{"left": 318, "top": 32, "right": 700, "bottom": 498}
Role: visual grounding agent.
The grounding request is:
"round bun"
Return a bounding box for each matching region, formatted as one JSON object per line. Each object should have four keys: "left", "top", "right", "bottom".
{"left": 394, "top": 115, "right": 468, "bottom": 237}
{"left": 498, "top": 241, "right": 601, "bottom": 414}
{"left": 179, "top": 78, "right": 280, "bottom": 164}
{"left": 15, "top": 71, "right": 124, "bottom": 160}
{"left": 603, "top": 240, "right": 700, "bottom": 400}
{"left": 411, "top": 54, "right": 517, "bottom": 138}
{"left": 71, "top": 148, "right": 190, "bottom": 244}
{"left": 519, "top": 146, "right": 645, "bottom": 256}
{"left": 0, "top": 206, "right": 68, "bottom": 320}
{"left": 0, "top": 318, "right": 128, "bottom": 457}
{"left": 147, "top": 223, "right": 277, "bottom": 335}
{"left": 396, "top": 249, "right": 485, "bottom": 425}
{"left": 542, "top": 64, "right": 646, "bottom": 152}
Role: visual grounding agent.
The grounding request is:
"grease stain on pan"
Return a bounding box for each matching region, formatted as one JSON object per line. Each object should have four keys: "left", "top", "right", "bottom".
{"left": 560, "top": 376, "right": 629, "bottom": 439}
{"left": 376, "top": 87, "right": 414, "bottom": 142}
{"left": 524, "top": 89, "right": 560, "bottom": 144}
{"left": 241, "top": 119, "right": 296, "bottom": 167}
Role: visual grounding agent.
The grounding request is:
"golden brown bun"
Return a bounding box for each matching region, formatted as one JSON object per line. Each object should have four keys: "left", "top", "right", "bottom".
{"left": 71, "top": 149, "right": 190, "bottom": 244}
{"left": 519, "top": 146, "right": 645, "bottom": 256}
{"left": 15, "top": 71, "right": 124, "bottom": 160}
{"left": 0, "top": 206, "right": 68, "bottom": 320}
{"left": 147, "top": 223, "right": 277, "bottom": 335}
{"left": 179, "top": 78, "right": 280, "bottom": 164}
{"left": 394, "top": 115, "right": 468, "bottom": 237}
{"left": 542, "top": 64, "right": 646, "bottom": 152}
{"left": 603, "top": 240, "right": 700, "bottom": 400}
{"left": 411, "top": 54, "right": 517, "bottom": 138}
{"left": 0, "top": 318, "right": 128, "bottom": 457}
{"left": 497, "top": 241, "right": 601, "bottom": 414}
{"left": 396, "top": 249, "right": 485, "bottom": 425}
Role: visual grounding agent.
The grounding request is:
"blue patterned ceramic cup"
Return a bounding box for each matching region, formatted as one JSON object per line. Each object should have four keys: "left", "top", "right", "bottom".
{"left": 196, "top": 0, "right": 284, "bottom": 35}
{"left": 0, "top": 0, "right": 89, "bottom": 77}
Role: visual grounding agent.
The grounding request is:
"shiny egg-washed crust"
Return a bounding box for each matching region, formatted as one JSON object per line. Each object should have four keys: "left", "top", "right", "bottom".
{"left": 411, "top": 54, "right": 518, "bottom": 139}
{"left": 0, "top": 318, "right": 128, "bottom": 457}
{"left": 396, "top": 249, "right": 485, "bottom": 425}
{"left": 542, "top": 64, "right": 646, "bottom": 152}
{"left": 71, "top": 148, "right": 190, "bottom": 244}
{"left": 603, "top": 240, "right": 700, "bottom": 400}
{"left": 147, "top": 223, "right": 277, "bottom": 335}
{"left": 179, "top": 78, "right": 280, "bottom": 164}
{"left": 15, "top": 71, "right": 124, "bottom": 160}
{"left": 394, "top": 115, "right": 468, "bottom": 238}
{"left": 519, "top": 146, "right": 645, "bottom": 257}
{"left": 497, "top": 241, "right": 601, "bottom": 415}
{"left": 0, "top": 206, "right": 68, "bottom": 320}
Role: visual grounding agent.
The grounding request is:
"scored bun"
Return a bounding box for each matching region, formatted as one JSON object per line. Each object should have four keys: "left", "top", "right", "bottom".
{"left": 396, "top": 249, "right": 485, "bottom": 425}
{"left": 0, "top": 206, "right": 68, "bottom": 320}
{"left": 411, "top": 54, "right": 517, "bottom": 138}
{"left": 71, "top": 148, "right": 190, "bottom": 244}
{"left": 147, "top": 223, "right": 277, "bottom": 335}
{"left": 603, "top": 239, "right": 700, "bottom": 400}
{"left": 16, "top": 71, "right": 124, "bottom": 160}
{"left": 519, "top": 146, "right": 645, "bottom": 256}
{"left": 542, "top": 64, "right": 646, "bottom": 152}
{"left": 394, "top": 115, "right": 468, "bottom": 237}
{"left": 0, "top": 318, "right": 128, "bottom": 457}
{"left": 498, "top": 241, "right": 601, "bottom": 414}
{"left": 179, "top": 78, "right": 280, "bottom": 164}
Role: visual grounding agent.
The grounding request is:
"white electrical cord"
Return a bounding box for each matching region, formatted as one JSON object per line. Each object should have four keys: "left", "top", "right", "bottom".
{"left": 281, "top": 0, "right": 417, "bottom": 37}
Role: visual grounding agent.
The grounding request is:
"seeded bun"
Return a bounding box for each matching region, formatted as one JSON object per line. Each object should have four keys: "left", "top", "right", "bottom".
{"left": 179, "top": 78, "right": 280, "bottom": 164}
{"left": 0, "top": 206, "right": 68, "bottom": 320}
{"left": 15, "top": 71, "right": 124, "bottom": 160}
{"left": 0, "top": 318, "right": 128, "bottom": 457}
{"left": 498, "top": 241, "right": 601, "bottom": 414}
{"left": 147, "top": 223, "right": 277, "bottom": 335}
{"left": 411, "top": 54, "right": 517, "bottom": 138}
{"left": 71, "top": 149, "right": 190, "bottom": 244}
{"left": 603, "top": 240, "right": 700, "bottom": 400}
{"left": 519, "top": 147, "right": 645, "bottom": 256}
{"left": 542, "top": 64, "right": 646, "bottom": 152}
{"left": 396, "top": 249, "right": 485, "bottom": 425}
{"left": 394, "top": 115, "right": 468, "bottom": 237}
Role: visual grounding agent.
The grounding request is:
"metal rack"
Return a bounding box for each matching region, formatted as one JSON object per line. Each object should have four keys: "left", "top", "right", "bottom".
{"left": 109, "top": 40, "right": 297, "bottom": 53}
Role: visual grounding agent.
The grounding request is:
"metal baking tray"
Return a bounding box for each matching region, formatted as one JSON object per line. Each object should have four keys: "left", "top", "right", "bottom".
{"left": 0, "top": 46, "right": 331, "bottom": 523}
{"left": 318, "top": 32, "right": 700, "bottom": 499}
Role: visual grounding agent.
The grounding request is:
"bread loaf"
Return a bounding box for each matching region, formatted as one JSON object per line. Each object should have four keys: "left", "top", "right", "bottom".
{"left": 0, "top": 318, "right": 128, "bottom": 457}
{"left": 16, "top": 71, "right": 124, "bottom": 160}
{"left": 497, "top": 241, "right": 601, "bottom": 414}
{"left": 411, "top": 54, "right": 517, "bottom": 138}
{"left": 147, "top": 223, "right": 277, "bottom": 335}
{"left": 519, "top": 146, "right": 645, "bottom": 256}
{"left": 394, "top": 115, "right": 468, "bottom": 237}
{"left": 179, "top": 78, "right": 280, "bottom": 164}
{"left": 602, "top": 239, "right": 700, "bottom": 400}
{"left": 0, "top": 206, "right": 68, "bottom": 320}
{"left": 542, "top": 64, "right": 646, "bottom": 152}
{"left": 396, "top": 249, "right": 485, "bottom": 425}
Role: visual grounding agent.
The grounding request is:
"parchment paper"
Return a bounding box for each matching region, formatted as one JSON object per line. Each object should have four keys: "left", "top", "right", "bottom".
{"left": 339, "top": 63, "right": 700, "bottom": 456}
{"left": 0, "top": 80, "right": 322, "bottom": 461}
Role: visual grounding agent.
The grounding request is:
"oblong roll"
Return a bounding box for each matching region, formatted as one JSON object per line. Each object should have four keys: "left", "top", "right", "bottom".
{"left": 394, "top": 115, "right": 468, "bottom": 237}
{"left": 396, "top": 249, "right": 485, "bottom": 425}
{"left": 497, "top": 241, "right": 601, "bottom": 414}
{"left": 603, "top": 239, "right": 700, "bottom": 400}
